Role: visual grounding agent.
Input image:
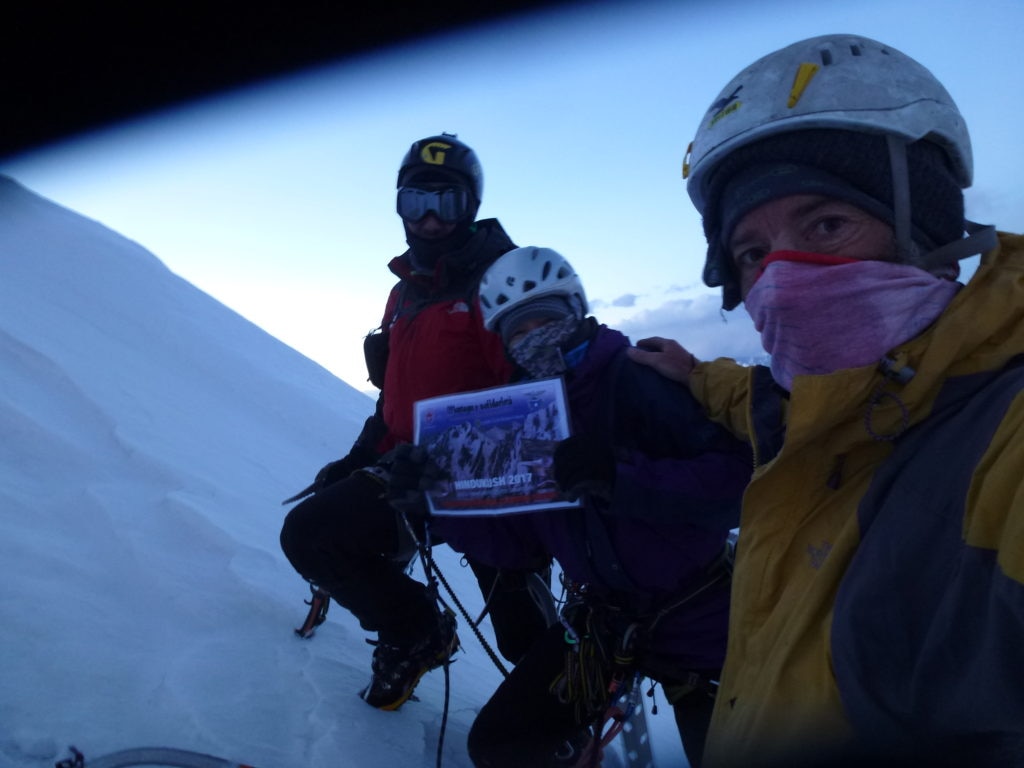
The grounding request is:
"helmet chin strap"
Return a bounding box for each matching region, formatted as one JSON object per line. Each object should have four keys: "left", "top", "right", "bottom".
{"left": 887, "top": 134, "right": 998, "bottom": 272}
{"left": 921, "top": 220, "right": 999, "bottom": 269}
{"left": 887, "top": 134, "right": 915, "bottom": 261}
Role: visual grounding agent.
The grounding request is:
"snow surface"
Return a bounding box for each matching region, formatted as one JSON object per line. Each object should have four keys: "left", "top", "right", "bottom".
{"left": 0, "top": 176, "right": 684, "bottom": 768}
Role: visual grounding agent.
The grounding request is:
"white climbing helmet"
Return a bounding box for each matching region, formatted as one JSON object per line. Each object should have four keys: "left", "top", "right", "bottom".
{"left": 478, "top": 246, "right": 588, "bottom": 334}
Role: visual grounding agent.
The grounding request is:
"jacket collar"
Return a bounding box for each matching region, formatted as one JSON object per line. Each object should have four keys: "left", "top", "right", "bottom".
{"left": 388, "top": 218, "right": 511, "bottom": 290}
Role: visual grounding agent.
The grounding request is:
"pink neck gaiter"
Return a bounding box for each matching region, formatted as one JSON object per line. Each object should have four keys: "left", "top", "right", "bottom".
{"left": 744, "top": 251, "right": 961, "bottom": 391}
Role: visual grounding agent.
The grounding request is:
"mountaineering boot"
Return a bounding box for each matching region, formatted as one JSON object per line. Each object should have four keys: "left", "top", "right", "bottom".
{"left": 360, "top": 607, "right": 460, "bottom": 710}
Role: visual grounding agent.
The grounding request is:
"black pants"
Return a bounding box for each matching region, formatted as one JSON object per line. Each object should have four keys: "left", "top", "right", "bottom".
{"left": 467, "top": 622, "right": 717, "bottom": 767}
{"left": 466, "top": 559, "right": 557, "bottom": 664}
{"left": 280, "top": 470, "right": 551, "bottom": 658}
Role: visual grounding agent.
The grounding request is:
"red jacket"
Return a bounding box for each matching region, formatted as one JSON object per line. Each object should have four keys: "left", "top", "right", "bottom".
{"left": 371, "top": 219, "right": 516, "bottom": 453}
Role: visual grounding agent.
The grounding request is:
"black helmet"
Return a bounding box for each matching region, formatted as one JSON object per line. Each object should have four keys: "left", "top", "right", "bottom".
{"left": 397, "top": 133, "right": 484, "bottom": 205}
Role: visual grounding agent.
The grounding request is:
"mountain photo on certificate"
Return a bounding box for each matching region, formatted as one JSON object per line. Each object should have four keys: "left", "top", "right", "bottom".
{"left": 413, "top": 378, "right": 581, "bottom": 517}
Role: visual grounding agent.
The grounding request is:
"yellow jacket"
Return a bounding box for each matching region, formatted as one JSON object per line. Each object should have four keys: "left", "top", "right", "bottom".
{"left": 690, "top": 233, "right": 1024, "bottom": 765}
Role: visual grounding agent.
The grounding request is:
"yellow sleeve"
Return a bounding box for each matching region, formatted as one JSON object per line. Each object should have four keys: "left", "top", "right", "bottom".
{"left": 688, "top": 357, "right": 754, "bottom": 442}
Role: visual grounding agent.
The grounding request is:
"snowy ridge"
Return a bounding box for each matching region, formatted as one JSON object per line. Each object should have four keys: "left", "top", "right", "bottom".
{"left": 0, "top": 176, "right": 677, "bottom": 767}
{"left": 0, "top": 176, "right": 497, "bottom": 768}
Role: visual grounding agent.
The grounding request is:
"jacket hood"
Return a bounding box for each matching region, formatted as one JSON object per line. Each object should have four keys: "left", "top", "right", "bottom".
{"left": 914, "top": 231, "right": 1024, "bottom": 378}
{"left": 875, "top": 231, "right": 1024, "bottom": 415}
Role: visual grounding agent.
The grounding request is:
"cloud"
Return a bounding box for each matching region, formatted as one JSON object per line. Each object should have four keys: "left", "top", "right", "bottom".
{"left": 612, "top": 294, "right": 766, "bottom": 364}
{"left": 612, "top": 293, "right": 638, "bottom": 308}
{"left": 965, "top": 185, "right": 1024, "bottom": 232}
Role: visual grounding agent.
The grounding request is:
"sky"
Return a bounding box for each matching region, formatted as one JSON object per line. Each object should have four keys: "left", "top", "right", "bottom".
{"left": 2, "top": 0, "right": 1023, "bottom": 392}
{"left": 0, "top": 176, "right": 690, "bottom": 767}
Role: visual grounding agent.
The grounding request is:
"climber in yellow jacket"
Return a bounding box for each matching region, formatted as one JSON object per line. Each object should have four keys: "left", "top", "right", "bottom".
{"left": 629, "top": 33, "right": 1024, "bottom": 767}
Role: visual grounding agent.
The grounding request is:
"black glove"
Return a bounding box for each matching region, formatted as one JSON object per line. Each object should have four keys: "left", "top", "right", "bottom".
{"left": 553, "top": 436, "right": 616, "bottom": 502}
{"left": 314, "top": 454, "right": 364, "bottom": 490}
{"left": 378, "top": 444, "right": 448, "bottom": 521}
{"left": 281, "top": 448, "right": 375, "bottom": 505}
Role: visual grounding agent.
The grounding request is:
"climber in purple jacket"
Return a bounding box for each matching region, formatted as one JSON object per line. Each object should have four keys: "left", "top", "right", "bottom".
{"left": 386, "top": 246, "right": 752, "bottom": 767}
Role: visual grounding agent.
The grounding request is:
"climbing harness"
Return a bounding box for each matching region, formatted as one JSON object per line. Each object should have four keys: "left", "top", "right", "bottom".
{"left": 551, "top": 545, "right": 734, "bottom": 766}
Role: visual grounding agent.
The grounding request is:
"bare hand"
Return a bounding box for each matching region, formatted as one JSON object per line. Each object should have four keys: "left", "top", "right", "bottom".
{"left": 626, "top": 336, "right": 698, "bottom": 384}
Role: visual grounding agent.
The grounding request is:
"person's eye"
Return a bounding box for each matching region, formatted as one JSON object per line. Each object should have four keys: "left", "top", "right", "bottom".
{"left": 811, "top": 214, "right": 848, "bottom": 238}
{"left": 732, "top": 246, "right": 767, "bottom": 268}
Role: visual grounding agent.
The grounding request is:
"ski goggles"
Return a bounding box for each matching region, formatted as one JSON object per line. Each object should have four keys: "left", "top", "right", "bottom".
{"left": 396, "top": 185, "right": 471, "bottom": 223}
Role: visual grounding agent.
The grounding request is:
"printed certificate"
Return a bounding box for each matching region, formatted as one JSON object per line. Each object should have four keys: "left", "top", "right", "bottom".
{"left": 413, "top": 377, "right": 580, "bottom": 516}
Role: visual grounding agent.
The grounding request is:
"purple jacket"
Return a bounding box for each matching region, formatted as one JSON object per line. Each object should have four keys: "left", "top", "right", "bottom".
{"left": 435, "top": 323, "right": 751, "bottom": 673}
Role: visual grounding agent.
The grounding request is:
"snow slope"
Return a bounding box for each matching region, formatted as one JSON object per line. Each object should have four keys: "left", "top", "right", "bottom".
{"left": 0, "top": 177, "right": 680, "bottom": 767}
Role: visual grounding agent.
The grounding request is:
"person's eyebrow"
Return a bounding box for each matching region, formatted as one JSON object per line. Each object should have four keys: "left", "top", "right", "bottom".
{"left": 728, "top": 196, "right": 836, "bottom": 250}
